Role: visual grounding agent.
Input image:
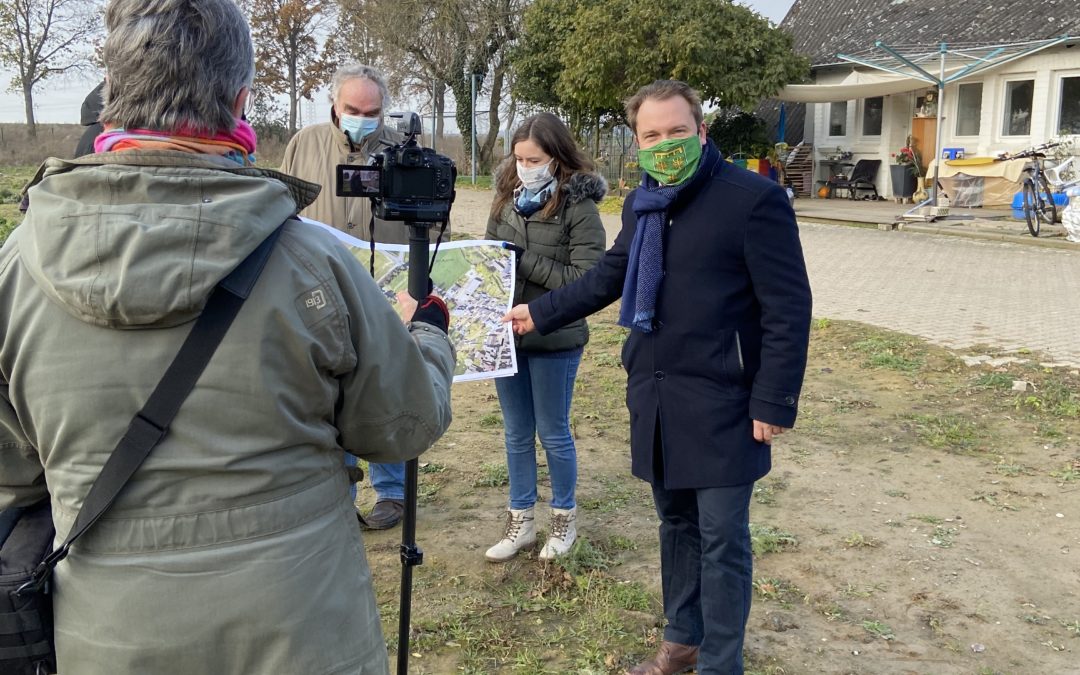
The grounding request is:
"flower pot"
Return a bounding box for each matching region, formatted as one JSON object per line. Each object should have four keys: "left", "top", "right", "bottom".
{"left": 890, "top": 165, "right": 916, "bottom": 197}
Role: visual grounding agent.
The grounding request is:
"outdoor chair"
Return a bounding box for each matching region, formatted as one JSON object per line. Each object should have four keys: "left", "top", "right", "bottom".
{"left": 827, "top": 159, "right": 881, "bottom": 200}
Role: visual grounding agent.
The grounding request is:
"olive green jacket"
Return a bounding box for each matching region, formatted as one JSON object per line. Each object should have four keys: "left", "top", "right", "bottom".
{"left": 485, "top": 171, "right": 607, "bottom": 352}
{"left": 0, "top": 150, "right": 454, "bottom": 674}
{"left": 280, "top": 121, "right": 447, "bottom": 244}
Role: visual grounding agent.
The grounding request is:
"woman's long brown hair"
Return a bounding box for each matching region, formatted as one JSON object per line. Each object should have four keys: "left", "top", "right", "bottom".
{"left": 490, "top": 112, "right": 595, "bottom": 219}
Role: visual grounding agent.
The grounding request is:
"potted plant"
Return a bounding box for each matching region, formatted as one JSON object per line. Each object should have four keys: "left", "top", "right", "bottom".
{"left": 890, "top": 137, "right": 921, "bottom": 199}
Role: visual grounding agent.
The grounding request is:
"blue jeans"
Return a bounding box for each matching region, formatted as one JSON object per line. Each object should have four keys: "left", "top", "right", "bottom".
{"left": 343, "top": 456, "right": 404, "bottom": 502}
{"left": 345, "top": 453, "right": 359, "bottom": 502}
{"left": 494, "top": 349, "right": 581, "bottom": 510}
{"left": 652, "top": 482, "right": 755, "bottom": 675}
{"left": 370, "top": 462, "right": 405, "bottom": 501}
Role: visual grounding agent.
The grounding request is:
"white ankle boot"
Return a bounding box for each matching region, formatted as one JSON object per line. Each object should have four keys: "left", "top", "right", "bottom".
{"left": 540, "top": 507, "right": 577, "bottom": 560}
{"left": 485, "top": 507, "right": 536, "bottom": 562}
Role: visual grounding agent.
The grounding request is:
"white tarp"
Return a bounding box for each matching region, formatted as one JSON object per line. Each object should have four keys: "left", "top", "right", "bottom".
{"left": 776, "top": 70, "right": 930, "bottom": 103}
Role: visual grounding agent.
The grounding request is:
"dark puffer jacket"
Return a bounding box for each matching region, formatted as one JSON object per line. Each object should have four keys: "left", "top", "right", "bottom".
{"left": 485, "top": 171, "right": 607, "bottom": 352}
{"left": 73, "top": 81, "right": 105, "bottom": 158}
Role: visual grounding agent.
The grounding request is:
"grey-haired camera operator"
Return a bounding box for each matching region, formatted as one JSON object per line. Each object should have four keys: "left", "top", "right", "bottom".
{"left": 0, "top": 0, "right": 453, "bottom": 672}
{"left": 281, "top": 63, "right": 448, "bottom": 246}
{"left": 281, "top": 63, "right": 444, "bottom": 531}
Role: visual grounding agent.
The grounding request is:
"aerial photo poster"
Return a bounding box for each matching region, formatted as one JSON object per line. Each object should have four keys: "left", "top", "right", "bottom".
{"left": 309, "top": 220, "right": 518, "bottom": 383}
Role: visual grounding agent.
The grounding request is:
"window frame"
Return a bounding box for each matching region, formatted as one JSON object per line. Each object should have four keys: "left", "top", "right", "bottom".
{"left": 860, "top": 96, "right": 884, "bottom": 137}
{"left": 1001, "top": 77, "right": 1035, "bottom": 137}
{"left": 827, "top": 100, "right": 848, "bottom": 138}
{"left": 953, "top": 81, "right": 983, "bottom": 138}
{"left": 1055, "top": 72, "right": 1080, "bottom": 136}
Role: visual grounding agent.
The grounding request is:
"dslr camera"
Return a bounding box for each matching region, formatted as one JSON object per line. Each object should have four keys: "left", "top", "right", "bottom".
{"left": 336, "top": 112, "right": 456, "bottom": 223}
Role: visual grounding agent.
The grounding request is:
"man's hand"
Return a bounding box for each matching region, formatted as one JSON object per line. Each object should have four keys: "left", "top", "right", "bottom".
{"left": 502, "top": 304, "right": 535, "bottom": 335}
{"left": 753, "top": 420, "right": 788, "bottom": 443}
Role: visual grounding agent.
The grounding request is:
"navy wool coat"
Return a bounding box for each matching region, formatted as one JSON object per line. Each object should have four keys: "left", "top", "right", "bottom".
{"left": 530, "top": 141, "right": 812, "bottom": 489}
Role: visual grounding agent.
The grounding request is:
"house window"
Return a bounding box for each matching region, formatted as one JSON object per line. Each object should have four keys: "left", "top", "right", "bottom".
{"left": 862, "top": 97, "right": 883, "bottom": 136}
{"left": 955, "top": 82, "right": 982, "bottom": 136}
{"left": 1003, "top": 79, "right": 1034, "bottom": 136}
{"left": 829, "top": 101, "right": 847, "bottom": 136}
{"left": 1059, "top": 76, "right": 1080, "bottom": 135}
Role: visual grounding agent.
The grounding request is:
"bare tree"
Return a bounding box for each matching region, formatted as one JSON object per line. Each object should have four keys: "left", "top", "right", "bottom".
{"left": 0, "top": 0, "right": 101, "bottom": 137}
{"left": 340, "top": 0, "right": 522, "bottom": 174}
{"left": 248, "top": 0, "right": 334, "bottom": 136}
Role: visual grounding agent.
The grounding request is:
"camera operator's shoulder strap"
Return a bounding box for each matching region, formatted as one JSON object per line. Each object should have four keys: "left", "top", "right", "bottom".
{"left": 29, "top": 222, "right": 286, "bottom": 582}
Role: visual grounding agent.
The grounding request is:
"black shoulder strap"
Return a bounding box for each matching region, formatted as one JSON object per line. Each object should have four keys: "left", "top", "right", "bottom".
{"left": 33, "top": 223, "right": 286, "bottom": 578}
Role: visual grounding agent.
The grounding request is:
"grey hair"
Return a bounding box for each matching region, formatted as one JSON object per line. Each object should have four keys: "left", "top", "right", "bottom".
{"left": 101, "top": 0, "right": 254, "bottom": 133}
{"left": 328, "top": 63, "right": 390, "bottom": 111}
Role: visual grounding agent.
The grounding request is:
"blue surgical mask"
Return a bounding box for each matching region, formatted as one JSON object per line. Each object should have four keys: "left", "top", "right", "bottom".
{"left": 339, "top": 114, "right": 380, "bottom": 143}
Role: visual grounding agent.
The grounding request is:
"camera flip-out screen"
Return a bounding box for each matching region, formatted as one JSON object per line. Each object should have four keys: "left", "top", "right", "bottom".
{"left": 336, "top": 165, "right": 381, "bottom": 198}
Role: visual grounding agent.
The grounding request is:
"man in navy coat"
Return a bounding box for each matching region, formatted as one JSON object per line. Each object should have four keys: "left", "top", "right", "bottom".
{"left": 503, "top": 80, "right": 812, "bottom": 675}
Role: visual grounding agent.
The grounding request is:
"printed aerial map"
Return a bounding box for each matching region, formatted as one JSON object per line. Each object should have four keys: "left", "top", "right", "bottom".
{"left": 307, "top": 220, "right": 517, "bottom": 382}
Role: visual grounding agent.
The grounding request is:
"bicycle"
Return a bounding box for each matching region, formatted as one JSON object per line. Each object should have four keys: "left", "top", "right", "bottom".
{"left": 1006, "top": 141, "right": 1061, "bottom": 237}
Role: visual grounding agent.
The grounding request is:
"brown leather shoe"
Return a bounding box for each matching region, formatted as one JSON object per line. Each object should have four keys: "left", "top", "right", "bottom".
{"left": 360, "top": 499, "right": 405, "bottom": 530}
{"left": 626, "top": 640, "right": 699, "bottom": 675}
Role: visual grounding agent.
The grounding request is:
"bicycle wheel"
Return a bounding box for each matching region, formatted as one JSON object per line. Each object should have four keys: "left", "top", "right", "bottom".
{"left": 1022, "top": 178, "right": 1040, "bottom": 237}
{"left": 1038, "top": 174, "right": 1058, "bottom": 226}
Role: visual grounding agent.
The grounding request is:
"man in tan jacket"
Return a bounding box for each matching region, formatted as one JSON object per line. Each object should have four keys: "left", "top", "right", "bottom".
{"left": 280, "top": 63, "right": 447, "bottom": 529}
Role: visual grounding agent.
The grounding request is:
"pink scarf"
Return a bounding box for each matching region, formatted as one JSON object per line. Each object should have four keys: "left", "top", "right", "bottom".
{"left": 93, "top": 119, "right": 258, "bottom": 165}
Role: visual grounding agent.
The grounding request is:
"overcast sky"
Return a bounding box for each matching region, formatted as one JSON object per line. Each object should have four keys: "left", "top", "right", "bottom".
{"left": 0, "top": 0, "right": 797, "bottom": 126}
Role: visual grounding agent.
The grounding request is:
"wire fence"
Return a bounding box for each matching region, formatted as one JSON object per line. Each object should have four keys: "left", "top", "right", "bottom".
{"left": 584, "top": 125, "right": 641, "bottom": 193}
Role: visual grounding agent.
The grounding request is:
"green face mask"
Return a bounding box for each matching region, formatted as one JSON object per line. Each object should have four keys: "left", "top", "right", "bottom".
{"left": 637, "top": 136, "right": 703, "bottom": 185}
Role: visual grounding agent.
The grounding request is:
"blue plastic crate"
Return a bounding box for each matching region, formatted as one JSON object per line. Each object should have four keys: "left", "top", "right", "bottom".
{"left": 1011, "top": 191, "right": 1069, "bottom": 209}
{"left": 941, "top": 147, "right": 965, "bottom": 160}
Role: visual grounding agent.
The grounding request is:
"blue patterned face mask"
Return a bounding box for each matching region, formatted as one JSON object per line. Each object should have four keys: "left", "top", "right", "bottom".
{"left": 339, "top": 114, "right": 380, "bottom": 143}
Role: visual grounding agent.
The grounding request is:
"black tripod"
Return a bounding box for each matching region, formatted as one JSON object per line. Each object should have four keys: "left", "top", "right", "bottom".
{"left": 397, "top": 220, "right": 436, "bottom": 675}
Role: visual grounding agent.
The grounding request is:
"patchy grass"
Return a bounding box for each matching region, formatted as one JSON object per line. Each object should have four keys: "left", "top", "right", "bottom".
{"left": 973, "top": 371, "right": 1015, "bottom": 390}
{"left": 851, "top": 334, "right": 925, "bottom": 372}
{"left": 1049, "top": 459, "right": 1080, "bottom": 484}
{"left": 473, "top": 462, "right": 509, "bottom": 488}
{"left": 0, "top": 164, "right": 34, "bottom": 245}
{"left": 753, "top": 577, "right": 802, "bottom": 604}
{"left": 455, "top": 175, "right": 493, "bottom": 190}
{"left": 1016, "top": 379, "right": 1080, "bottom": 418}
{"left": 842, "top": 532, "right": 880, "bottom": 548}
{"left": 753, "top": 478, "right": 788, "bottom": 506}
{"left": 750, "top": 523, "right": 799, "bottom": 555}
{"left": 906, "top": 413, "right": 983, "bottom": 453}
{"left": 861, "top": 619, "right": 896, "bottom": 640}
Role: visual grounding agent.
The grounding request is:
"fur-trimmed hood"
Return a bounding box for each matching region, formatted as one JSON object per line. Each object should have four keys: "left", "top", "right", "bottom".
{"left": 562, "top": 171, "right": 607, "bottom": 205}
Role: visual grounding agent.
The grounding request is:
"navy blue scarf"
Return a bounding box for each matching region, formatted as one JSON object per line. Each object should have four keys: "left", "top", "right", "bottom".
{"left": 618, "top": 141, "right": 717, "bottom": 332}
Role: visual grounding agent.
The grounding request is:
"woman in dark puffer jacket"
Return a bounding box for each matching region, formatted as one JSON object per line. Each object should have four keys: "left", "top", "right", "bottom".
{"left": 483, "top": 112, "right": 607, "bottom": 562}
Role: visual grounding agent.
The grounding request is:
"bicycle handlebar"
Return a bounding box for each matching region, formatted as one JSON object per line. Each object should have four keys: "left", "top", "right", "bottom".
{"left": 1005, "top": 141, "right": 1061, "bottom": 161}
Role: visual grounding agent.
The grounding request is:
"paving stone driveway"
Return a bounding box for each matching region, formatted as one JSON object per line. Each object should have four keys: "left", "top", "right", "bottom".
{"left": 450, "top": 189, "right": 1080, "bottom": 366}
{"left": 799, "top": 222, "right": 1080, "bottom": 366}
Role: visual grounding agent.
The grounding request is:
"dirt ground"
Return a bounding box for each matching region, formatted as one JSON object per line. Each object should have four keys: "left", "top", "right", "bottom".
{"left": 352, "top": 188, "right": 1080, "bottom": 674}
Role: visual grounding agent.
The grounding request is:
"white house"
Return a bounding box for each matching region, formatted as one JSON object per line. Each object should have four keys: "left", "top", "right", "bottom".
{"left": 770, "top": 0, "right": 1080, "bottom": 203}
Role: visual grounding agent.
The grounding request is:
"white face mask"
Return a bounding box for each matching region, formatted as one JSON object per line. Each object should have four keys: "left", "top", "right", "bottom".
{"left": 516, "top": 160, "right": 556, "bottom": 192}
